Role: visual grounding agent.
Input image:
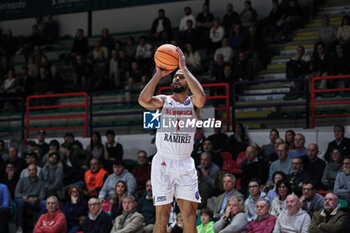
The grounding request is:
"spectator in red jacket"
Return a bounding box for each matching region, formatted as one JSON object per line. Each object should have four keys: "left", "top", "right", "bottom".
{"left": 247, "top": 199, "right": 276, "bottom": 233}
{"left": 33, "top": 195, "right": 66, "bottom": 233}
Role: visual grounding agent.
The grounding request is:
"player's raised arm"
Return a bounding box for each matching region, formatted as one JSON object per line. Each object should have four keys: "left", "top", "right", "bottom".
{"left": 176, "top": 47, "right": 206, "bottom": 109}
{"left": 138, "top": 67, "right": 173, "bottom": 111}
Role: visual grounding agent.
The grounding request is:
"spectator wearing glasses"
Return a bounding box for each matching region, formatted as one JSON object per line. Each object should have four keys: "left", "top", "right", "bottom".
{"left": 287, "top": 157, "right": 311, "bottom": 196}
{"left": 267, "top": 143, "right": 292, "bottom": 185}
{"left": 33, "top": 196, "right": 66, "bottom": 233}
{"left": 83, "top": 198, "right": 112, "bottom": 233}
{"left": 84, "top": 158, "right": 108, "bottom": 198}
{"left": 247, "top": 199, "right": 276, "bottom": 233}
{"left": 300, "top": 180, "right": 324, "bottom": 217}
{"left": 244, "top": 179, "right": 268, "bottom": 222}
{"left": 334, "top": 156, "right": 350, "bottom": 205}
{"left": 271, "top": 179, "right": 292, "bottom": 218}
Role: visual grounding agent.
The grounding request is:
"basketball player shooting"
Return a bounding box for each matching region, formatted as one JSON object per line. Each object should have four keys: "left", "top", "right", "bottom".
{"left": 138, "top": 47, "right": 206, "bottom": 233}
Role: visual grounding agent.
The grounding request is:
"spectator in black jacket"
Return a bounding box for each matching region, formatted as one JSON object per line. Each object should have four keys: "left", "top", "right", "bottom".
{"left": 71, "top": 28, "right": 89, "bottom": 58}
{"left": 312, "top": 42, "right": 333, "bottom": 89}
{"left": 304, "top": 144, "right": 326, "bottom": 188}
{"left": 73, "top": 55, "right": 91, "bottom": 91}
{"left": 18, "top": 66, "right": 35, "bottom": 98}
{"left": 324, "top": 125, "right": 350, "bottom": 161}
{"left": 222, "top": 3, "right": 240, "bottom": 35}
{"left": 99, "top": 28, "right": 114, "bottom": 51}
{"left": 233, "top": 51, "right": 254, "bottom": 83}
{"left": 261, "top": 0, "right": 283, "bottom": 41}
{"left": 281, "top": 0, "right": 304, "bottom": 41}
{"left": 83, "top": 198, "right": 112, "bottom": 233}
{"left": 150, "top": 9, "right": 172, "bottom": 44}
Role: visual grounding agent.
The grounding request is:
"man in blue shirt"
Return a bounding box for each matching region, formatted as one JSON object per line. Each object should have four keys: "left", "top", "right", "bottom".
{"left": 288, "top": 134, "right": 307, "bottom": 159}
{"left": 0, "top": 182, "right": 11, "bottom": 232}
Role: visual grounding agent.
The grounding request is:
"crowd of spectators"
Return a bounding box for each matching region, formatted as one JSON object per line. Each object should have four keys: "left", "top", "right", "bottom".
{"left": 0, "top": 124, "right": 349, "bottom": 232}
{"left": 2, "top": 1, "right": 347, "bottom": 110}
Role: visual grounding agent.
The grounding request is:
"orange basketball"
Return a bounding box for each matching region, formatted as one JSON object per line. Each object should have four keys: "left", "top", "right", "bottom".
{"left": 154, "top": 44, "right": 179, "bottom": 70}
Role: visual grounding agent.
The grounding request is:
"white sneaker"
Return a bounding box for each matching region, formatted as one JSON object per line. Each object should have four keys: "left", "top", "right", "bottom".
{"left": 16, "top": 226, "right": 23, "bottom": 233}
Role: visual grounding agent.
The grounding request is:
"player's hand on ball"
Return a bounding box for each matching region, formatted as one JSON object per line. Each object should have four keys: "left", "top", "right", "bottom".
{"left": 156, "top": 66, "right": 174, "bottom": 77}
{"left": 176, "top": 47, "right": 186, "bottom": 70}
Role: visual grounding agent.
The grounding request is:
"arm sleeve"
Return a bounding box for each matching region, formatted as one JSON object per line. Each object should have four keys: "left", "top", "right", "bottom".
{"left": 47, "top": 168, "right": 63, "bottom": 192}
{"left": 33, "top": 215, "right": 45, "bottom": 233}
{"left": 272, "top": 217, "right": 281, "bottom": 233}
{"left": 334, "top": 173, "right": 349, "bottom": 196}
{"left": 126, "top": 174, "right": 137, "bottom": 195}
{"left": 14, "top": 178, "right": 24, "bottom": 199}
{"left": 301, "top": 214, "right": 311, "bottom": 233}
{"left": 262, "top": 216, "right": 277, "bottom": 233}
{"left": 39, "top": 182, "right": 46, "bottom": 200}
{"left": 319, "top": 214, "right": 348, "bottom": 233}
{"left": 116, "top": 214, "right": 144, "bottom": 233}
{"left": 321, "top": 163, "right": 329, "bottom": 183}
{"left": 0, "top": 185, "right": 11, "bottom": 209}
{"left": 99, "top": 214, "right": 112, "bottom": 233}
{"left": 309, "top": 214, "right": 320, "bottom": 233}
{"left": 213, "top": 216, "right": 227, "bottom": 233}
{"left": 98, "top": 177, "right": 109, "bottom": 199}
{"left": 221, "top": 213, "right": 248, "bottom": 233}
{"left": 35, "top": 214, "right": 66, "bottom": 233}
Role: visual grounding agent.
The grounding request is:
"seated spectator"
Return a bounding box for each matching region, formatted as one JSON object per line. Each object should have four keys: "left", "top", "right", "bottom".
{"left": 214, "top": 38, "right": 233, "bottom": 63}
{"left": 209, "top": 18, "right": 225, "bottom": 54}
{"left": 334, "top": 156, "right": 350, "bottom": 205}
{"left": 1, "top": 162, "right": 19, "bottom": 199}
{"left": 285, "top": 130, "right": 296, "bottom": 151}
{"left": 232, "top": 51, "right": 254, "bottom": 82}
{"left": 63, "top": 186, "right": 88, "bottom": 233}
{"left": 43, "top": 14, "right": 59, "bottom": 43}
{"left": 117, "top": 49, "right": 130, "bottom": 83}
{"left": 266, "top": 171, "right": 287, "bottom": 202}
{"left": 213, "top": 196, "right": 248, "bottom": 232}
{"left": 300, "top": 180, "right": 324, "bottom": 217}
{"left": 18, "top": 66, "right": 35, "bottom": 98}
{"left": 245, "top": 179, "right": 268, "bottom": 222}
{"left": 71, "top": 28, "right": 89, "bottom": 58}
{"left": 266, "top": 137, "right": 285, "bottom": 165}
{"left": 15, "top": 164, "right": 46, "bottom": 233}
{"left": 180, "top": 20, "right": 198, "bottom": 46}
{"left": 111, "top": 194, "right": 144, "bottom": 233}
{"left": 124, "top": 36, "right": 137, "bottom": 58}
{"left": 0, "top": 182, "right": 11, "bottom": 233}
{"left": 286, "top": 45, "right": 311, "bottom": 87}
{"left": 170, "top": 213, "right": 184, "bottom": 233}
{"left": 73, "top": 55, "right": 91, "bottom": 91}
{"left": 213, "top": 173, "right": 244, "bottom": 220}
{"left": 261, "top": 0, "right": 283, "bottom": 41}
{"left": 48, "top": 65, "right": 64, "bottom": 94}
{"left": 42, "top": 139, "right": 61, "bottom": 163}
{"left": 39, "top": 152, "right": 64, "bottom": 199}
{"left": 304, "top": 144, "right": 326, "bottom": 187}
{"left": 337, "top": 15, "right": 350, "bottom": 53}
{"left": 247, "top": 199, "right": 276, "bottom": 233}
{"left": 280, "top": 0, "right": 304, "bottom": 41}
{"left": 288, "top": 133, "right": 307, "bottom": 159}
{"left": 267, "top": 143, "right": 292, "bottom": 185}
{"left": 34, "top": 196, "right": 66, "bottom": 233}
{"left": 260, "top": 129, "right": 279, "bottom": 163}
{"left": 84, "top": 158, "right": 108, "bottom": 198}
{"left": 207, "top": 124, "right": 228, "bottom": 153}
{"left": 184, "top": 43, "right": 201, "bottom": 75}
{"left": 104, "top": 129, "right": 124, "bottom": 173}
{"left": 287, "top": 157, "right": 311, "bottom": 196}
{"left": 243, "top": 25, "right": 264, "bottom": 69}
{"left": 111, "top": 181, "right": 127, "bottom": 218}
{"left": 318, "top": 15, "right": 337, "bottom": 51}
{"left": 39, "top": 55, "right": 51, "bottom": 72}
{"left": 196, "top": 3, "right": 214, "bottom": 46}
{"left": 20, "top": 152, "right": 41, "bottom": 178}
{"left": 179, "top": 6, "right": 196, "bottom": 32}
{"left": 61, "top": 141, "right": 91, "bottom": 172}
{"left": 225, "top": 122, "right": 249, "bottom": 159}
{"left": 36, "top": 129, "right": 49, "bottom": 155}
{"left": 83, "top": 198, "right": 112, "bottom": 233}
{"left": 99, "top": 28, "right": 114, "bottom": 51}
{"left": 311, "top": 42, "right": 333, "bottom": 89}
{"left": 137, "top": 180, "right": 155, "bottom": 233}
{"left": 92, "top": 42, "right": 109, "bottom": 60}
{"left": 197, "top": 208, "right": 215, "bottom": 233}
{"left": 150, "top": 9, "right": 172, "bottom": 44}
{"left": 240, "top": 0, "right": 258, "bottom": 28}
{"left": 273, "top": 194, "right": 311, "bottom": 233}
{"left": 197, "top": 169, "right": 213, "bottom": 210}
{"left": 241, "top": 146, "right": 269, "bottom": 193}
{"left": 5, "top": 146, "right": 25, "bottom": 177}
{"left": 126, "top": 61, "right": 147, "bottom": 90}
{"left": 321, "top": 148, "right": 343, "bottom": 190}
{"left": 0, "top": 69, "right": 17, "bottom": 108}
{"left": 222, "top": 3, "right": 240, "bottom": 35}
{"left": 135, "top": 36, "right": 152, "bottom": 62}
{"left": 309, "top": 192, "right": 348, "bottom": 233}
{"left": 199, "top": 139, "right": 223, "bottom": 168}
{"left": 324, "top": 125, "right": 350, "bottom": 162}
{"left": 229, "top": 23, "right": 245, "bottom": 53}
{"left": 99, "top": 160, "right": 136, "bottom": 200}
{"left": 92, "top": 50, "right": 109, "bottom": 90}
{"left": 271, "top": 179, "right": 292, "bottom": 217}
{"left": 109, "top": 49, "right": 119, "bottom": 89}
{"left": 131, "top": 150, "right": 151, "bottom": 192}
{"left": 331, "top": 44, "right": 350, "bottom": 86}
{"left": 191, "top": 128, "right": 206, "bottom": 164}
{"left": 210, "top": 53, "right": 226, "bottom": 83}
{"left": 197, "top": 152, "right": 221, "bottom": 189}
{"left": 27, "top": 56, "right": 38, "bottom": 81}
{"left": 35, "top": 66, "right": 50, "bottom": 95}
{"left": 87, "top": 132, "right": 104, "bottom": 160}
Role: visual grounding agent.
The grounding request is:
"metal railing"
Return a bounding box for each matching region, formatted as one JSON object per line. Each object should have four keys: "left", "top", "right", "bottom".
{"left": 311, "top": 75, "right": 350, "bottom": 128}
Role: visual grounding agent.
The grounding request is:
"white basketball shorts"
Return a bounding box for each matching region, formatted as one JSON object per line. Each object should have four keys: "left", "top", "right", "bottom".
{"left": 151, "top": 153, "right": 201, "bottom": 206}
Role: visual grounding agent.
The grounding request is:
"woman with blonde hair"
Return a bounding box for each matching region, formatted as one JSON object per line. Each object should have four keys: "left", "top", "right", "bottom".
{"left": 111, "top": 180, "right": 128, "bottom": 218}
{"left": 213, "top": 196, "right": 248, "bottom": 233}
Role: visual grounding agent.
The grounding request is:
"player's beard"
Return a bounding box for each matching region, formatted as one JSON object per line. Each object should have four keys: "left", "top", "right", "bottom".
{"left": 172, "top": 83, "right": 187, "bottom": 93}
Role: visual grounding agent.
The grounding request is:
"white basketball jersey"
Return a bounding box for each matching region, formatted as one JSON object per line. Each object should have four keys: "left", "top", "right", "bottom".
{"left": 155, "top": 95, "right": 197, "bottom": 159}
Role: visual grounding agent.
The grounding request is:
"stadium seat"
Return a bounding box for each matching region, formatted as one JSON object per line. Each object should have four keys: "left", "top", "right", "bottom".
{"left": 220, "top": 152, "right": 232, "bottom": 161}
{"left": 236, "top": 152, "right": 246, "bottom": 167}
